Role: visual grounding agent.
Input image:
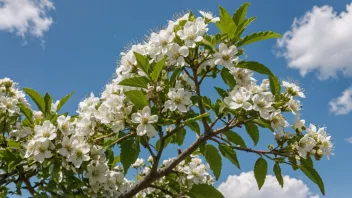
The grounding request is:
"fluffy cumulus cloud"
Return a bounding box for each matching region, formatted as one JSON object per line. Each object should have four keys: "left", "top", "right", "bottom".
{"left": 0, "top": 0, "right": 54, "bottom": 37}
{"left": 329, "top": 87, "right": 352, "bottom": 115}
{"left": 218, "top": 171, "right": 319, "bottom": 198}
{"left": 277, "top": 3, "right": 352, "bottom": 79}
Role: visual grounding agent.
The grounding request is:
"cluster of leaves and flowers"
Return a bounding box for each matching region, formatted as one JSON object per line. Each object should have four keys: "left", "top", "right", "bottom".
{"left": 0, "top": 3, "right": 332, "bottom": 198}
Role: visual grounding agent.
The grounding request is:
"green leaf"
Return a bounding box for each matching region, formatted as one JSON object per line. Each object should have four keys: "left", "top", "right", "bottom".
{"left": 7, "top": 140, "right": 21, "bottom": 149}
{"left": 220, "top": 68, "right": 236, "bottom": 89}
{"left": 150, "top": 57, "right": 167, "bottom": 81}
{"left": 269, "top": 75, "right": 281, "bottom": 99}
{"left": 23, "top": 88, "right": 45, "bottom": 113}
{"left": 44, "top": 93, "right": 52, "bottom": 116}
{"left": 170, "top": 68, "right": 182, "bottom": 87}
{"left": 188, "top": 184, "right": 224, "bottom": 198}
{"left": 216, "top": 6, "right": 237, "bottom": 38}
{"left": 219, "top": 144, "right": 240, "bottom": 169}
{"left": 300, "top": 162, "right": 325, "bottom": 195}
{"left": 133, "top": 52, "right": 150, "bottom": 74}
{"left": 204, "top": 144, "right": 222, "bottom": 180}
{"left": 254, "top": 157, "right": 267, "bottom": 190}
{"left": 56, "top": 92, "right": 74, "bottom": 112}
{"left": 184, "top": 112, "right": 210, "bottom": 124}
{"left": 253, "top": 118, "right": 274, "bottom": 132}
{"left": 237, "top": 31, "right": 281, "bottom": 47}
{"left": 232, "top": 2, "right": 250, "bottom": 25}
{"left": 234, "top": 16, "right": 256, "bottom": 39}
{"left": 223, "top": 130, "right": 246, "bottom": 148}
{"left": 156, "top": 137, "right": 171, "bottom": 151}
{"left": 18, "top": 104, "right": 33, "bottom": 124}
{"left": 124, "top": 90, "right": 149, "bottom": 109}
{"left": 171, "top": 128, "right": 186, "bottom": 146}
{"left": 214, "top": 87, "right": 227, "bottom": 98}
{"left": 110, "top": 156, "right": 120, "bottom": 167}
{"left": 120, "top": 138, "right": 140, "bottom": 173}
{"left": 236, "top": 61, "right": 281, "bottom": 98}
{"left": 118, "top": 76, "right": 151, "bottom": 89}
{"left": 274, "top": 163, "right": 284, "bottom": 188}
{"left": 245, "top": 123, "right": 259, "bottom": 146}
{"left": 186, "top": 122, "right": 200, "bottom": 136}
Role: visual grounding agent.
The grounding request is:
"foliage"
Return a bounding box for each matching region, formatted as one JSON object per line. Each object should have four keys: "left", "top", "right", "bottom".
{"left": 0, "top": 3, "right": 332, "bottom": 198}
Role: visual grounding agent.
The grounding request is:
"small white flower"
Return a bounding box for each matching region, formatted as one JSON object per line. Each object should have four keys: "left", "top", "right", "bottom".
{"left": 270, "top": 110, "right": 289, "bottom": 132}
{"left": 0, "top": 97, "right": 19, "bottom": 115}
{"left": 150, "top": 30, "right": 175, "bottom": 54}
{"left": 57, "top": 115, "right": 73, "bottom": 135}
{"left": 76, "top": 116, "right": 96, "bottom": 136}
{"left": 131, "top": 106, "right": 158, "bottom": 137}
{"left": 177, "top": 21, "right": 204, "bottom": 48}
{"left": 33, "top": 140, "right": 53, "bottom": 163}
{"left": 77, "top": 93, "right": 99, "bottom": 116}
{"left": 297, "top": 134, "right": 316, "bottom": 159}
{"left": 67, "top": 139, "right": 90, "bottom": 168}
{"left": 167, "top": 44, "right": 189, "bottom": 67}
{"left": 287, "top": 99, "right": 302, "bottom": 115}
{"left": 214, "top": 43, "right": 238, "bottom": 68}
{"left": 132, "top": 158, "right": 145, "bottom": 168}
{"left": 199, "top": 10, "right": 220, "bottom": 23}
{"left": 58, "top": 136, "right": 74, "bottom": 157}
{"left": 224, "top": 87, "right": 252, "bottom": 111}
{"left": 10, "top": 126, "right": 32, "bottom": 141}
{"left": 252, "top": 93, "right": 275, "bottom": 120}
{"left": 229, "top": 68, "right": 256, "bottom": 88}
{"left": 163, "top": 88, "right": 192, "bottom": 113}
{"left": 33, "top": 120, "right": 57, "bottom": 142}
{"left": 86, "top": 160, "right": 108, "bottom": 186}
{"left": 51, "top": 100, "right": 60, "bottom": 112}
{"left": 282, "top": 81, "right": 305, "bottom": 98}
{"left": 293, "top": 115, "right": 305, "bottom": 133}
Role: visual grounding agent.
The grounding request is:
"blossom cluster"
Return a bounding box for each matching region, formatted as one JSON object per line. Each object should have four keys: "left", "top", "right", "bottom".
{"left": 0, "top": 78, "right": 30, "bottom": 140}
{"left": 135, "top": 156, "right": 213, "bottom": 197}
{"left": 0, "top": 7, "right": 334, "bottom": 197}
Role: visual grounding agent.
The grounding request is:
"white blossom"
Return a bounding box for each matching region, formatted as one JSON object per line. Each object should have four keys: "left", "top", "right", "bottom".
{"left": 163, "top": 88, "right": 192, "bottom": 112}
{"left": 33, "top": 120, "right": 57, "bottom": 142}
{"left": 224, "top": 87, "right": 252, "bottom": 111}
{"left": 131, "top": 106, "right": 158, "bottom": 137}
{"left": 252, "top": 92, "right": 275, "bottom": 119}
{"left": 214, "top": 43, "right": 238, "bottom": 68}
{"left": 177, "top": 21, "right": 204, "bottom": 48}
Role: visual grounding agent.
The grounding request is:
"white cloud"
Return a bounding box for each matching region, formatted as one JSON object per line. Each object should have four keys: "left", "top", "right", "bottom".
{"left": 277, "top": 3, "right": 352, "bottom": 80}
{"left": 0, "top": 0, "right": 54, "bottom": 37}
{"left": 218, "top": 171, "right": 319, "bottom": 198}
{"left": 345, "top": 136, "right": 352, "bottom": 144}
{"left": 329, "top": 87, "right": 352, "bottom": 115}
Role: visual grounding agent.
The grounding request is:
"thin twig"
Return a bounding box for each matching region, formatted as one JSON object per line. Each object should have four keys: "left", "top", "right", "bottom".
{"left": 149, "top": 185, "right": 174, "bottom": 196}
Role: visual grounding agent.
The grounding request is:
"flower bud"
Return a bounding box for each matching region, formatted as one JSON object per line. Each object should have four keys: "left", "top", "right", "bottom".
{"left": 315, "top": 149, "right": 324, "bottom": 158}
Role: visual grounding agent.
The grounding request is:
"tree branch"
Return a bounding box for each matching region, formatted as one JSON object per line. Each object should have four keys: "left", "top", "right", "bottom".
{"left": 119, "top": 126, "right": 229, "bottom": 198}
{"left": 149, "top": 185, "right": 174, "bottom": 197}
{"left": 19, "top": 173, "right": 35, "bottom": 196}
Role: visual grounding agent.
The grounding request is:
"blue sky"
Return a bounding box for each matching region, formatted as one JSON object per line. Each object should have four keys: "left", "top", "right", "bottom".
{"left": 1, "top": 0, "right": 352, "bottom": 197}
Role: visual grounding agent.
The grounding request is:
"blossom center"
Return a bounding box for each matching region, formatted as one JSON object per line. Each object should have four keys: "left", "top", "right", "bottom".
{"left": 257, "top": 101, "right": 265, "bottom": 108}
{"left": 222, "top": 54, "right": 230, "bottom": 61}
{"left": 92, "top": 169, "right": 100, "bottom": 177}
{"left": 174, "top": 96, "right": 182, "bottom": 104}
{"left": 142, "top": 117, "right": 149, "bottom": 125}
{"left": 43, "top": 130, "right": 50, "bottom": 138}
{"left": 173, "top": 52, "right": 180, "bottom": 59}
{"left": 187, "top": 32, "right": 196, "bottom": 40}
{"left": 76, "top": 150, "right": 83, "bottom": 158}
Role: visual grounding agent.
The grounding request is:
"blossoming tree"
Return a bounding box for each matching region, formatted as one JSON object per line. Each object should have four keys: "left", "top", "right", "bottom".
{"left": 0, "top": 3, "right": 332, "bottom": 198}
